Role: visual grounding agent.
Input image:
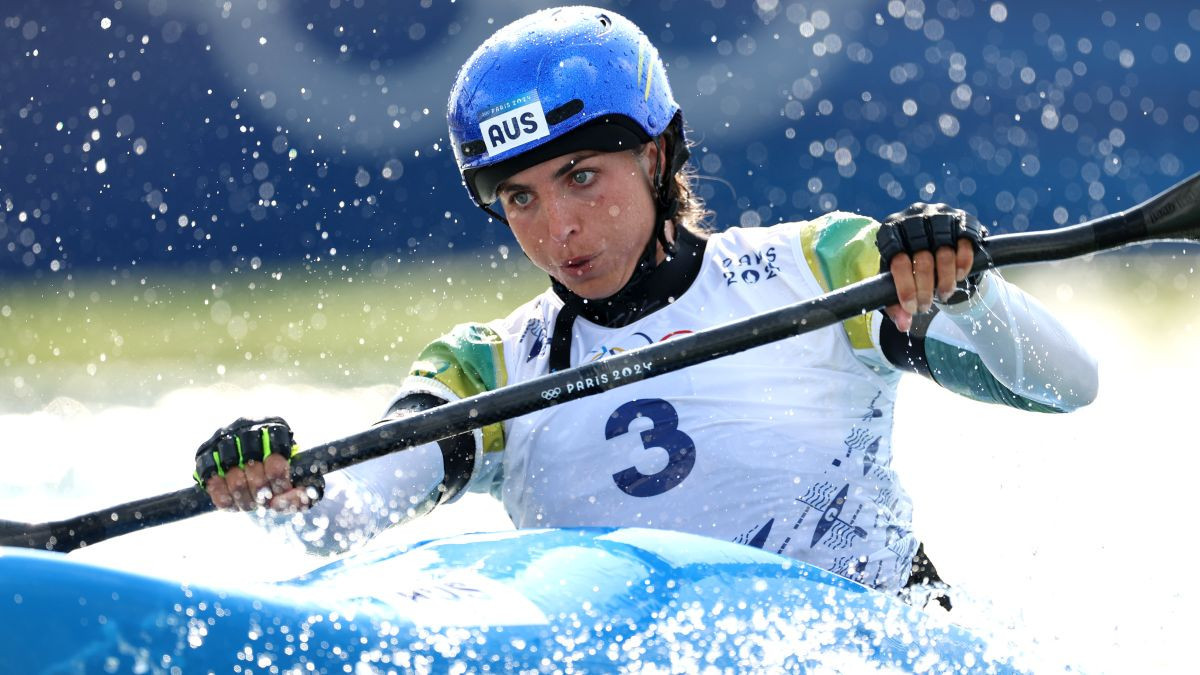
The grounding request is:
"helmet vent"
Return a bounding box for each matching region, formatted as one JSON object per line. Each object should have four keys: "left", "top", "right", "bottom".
{"left": 597, "top": 14, "right": 612, "bottom": 34}
{"left": 545, "top": 99, "right": 584, "bottom": 125}
{"left": 461, "top": 139, "right": 487, "bottom": 158}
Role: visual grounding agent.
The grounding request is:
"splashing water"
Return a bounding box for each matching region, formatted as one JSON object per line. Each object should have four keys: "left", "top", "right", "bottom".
{"left": 1, "top": 259, "right": 1197, "bottom": 673}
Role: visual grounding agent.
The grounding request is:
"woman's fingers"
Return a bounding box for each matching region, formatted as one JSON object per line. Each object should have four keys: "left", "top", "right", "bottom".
{"left": 889, "top": 252, "right": 918, "bottom": 317}
{"left": 206, "top": 476, "right": 234, "bottom": 510}
{"left": 204, "top": 454, "right": 301, "bottom": 513}
{"left": 956, "top": 238, "right": 975, "bottom": 283}
{"left": 268, "top": 487, "right": 313, "bottom": 513}
{"left": 935, "top": 246, "right": 958, "bottom": 301}
{"left": 265, "top": 453, "right": 293, "bottom": 497}
{"left": 242, "top": 461, "right": 270, "bottom": 505}
{"left": 890, "top": 244, "right": 971, "bottom": 317}
{"left": 911, "top": 250, "right": 936, "bottom": 312}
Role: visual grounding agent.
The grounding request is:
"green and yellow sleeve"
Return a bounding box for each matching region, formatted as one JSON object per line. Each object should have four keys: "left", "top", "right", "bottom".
{"left": 407, "top": 322, "right": 509, "bottom": 453}
{"left": 796, "top": 212, "right": 884, "bottom": 355}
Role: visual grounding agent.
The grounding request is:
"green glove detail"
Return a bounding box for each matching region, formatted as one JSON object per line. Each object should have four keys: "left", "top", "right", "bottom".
{"left": 193, "top": 417, "right": 297, "bottom": 487}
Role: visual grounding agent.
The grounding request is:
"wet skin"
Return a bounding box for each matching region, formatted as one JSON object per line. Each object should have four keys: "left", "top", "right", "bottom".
{"left": 496, "top": 142, "right": 668, "bottom": 300}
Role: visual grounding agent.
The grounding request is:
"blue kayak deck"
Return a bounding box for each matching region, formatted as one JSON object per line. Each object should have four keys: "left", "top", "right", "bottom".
{"left": 0, "top": 527, "right": 1019, "bottom": 672}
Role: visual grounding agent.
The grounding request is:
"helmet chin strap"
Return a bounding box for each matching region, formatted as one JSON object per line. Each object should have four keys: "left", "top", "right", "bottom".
{"left": 650, "top": 135, "right": 679, "bottom": 259}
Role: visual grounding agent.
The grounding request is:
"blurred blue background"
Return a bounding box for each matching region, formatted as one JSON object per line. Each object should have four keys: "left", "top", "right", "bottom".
{"left": 2, "top": 0, "right": 1197, "bottom": 279}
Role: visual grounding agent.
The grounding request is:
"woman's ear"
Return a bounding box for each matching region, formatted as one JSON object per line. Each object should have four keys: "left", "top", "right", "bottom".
{"left": 639, "top": 138, "right": 668, "bottom": 184}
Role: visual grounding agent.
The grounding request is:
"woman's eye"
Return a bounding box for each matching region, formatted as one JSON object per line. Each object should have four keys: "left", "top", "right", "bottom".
{"left": 570, "top": 170, "right": 595, "bottom": 186}
{"left": 511, "top": 192, "right": 532, "bottom": 206}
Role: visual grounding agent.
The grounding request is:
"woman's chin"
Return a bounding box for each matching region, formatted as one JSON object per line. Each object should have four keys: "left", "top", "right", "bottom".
{"left": 565, "top": 285, "right": 615, "bottom": 300}
{"left": 555, "top": 275, "right": 622, "bottom": 301}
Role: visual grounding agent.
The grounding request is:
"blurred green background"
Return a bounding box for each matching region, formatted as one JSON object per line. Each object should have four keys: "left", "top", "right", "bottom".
{"left": 1, "top": 250, "right": 1195, "bottom": 413}
{"left": 1, "top": 253, "right": 547, "bottom": 412}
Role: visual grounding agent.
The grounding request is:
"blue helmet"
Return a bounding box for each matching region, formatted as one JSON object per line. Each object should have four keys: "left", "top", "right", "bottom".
{"left": 448, "top": 6, "right": 685, "bottom": 209}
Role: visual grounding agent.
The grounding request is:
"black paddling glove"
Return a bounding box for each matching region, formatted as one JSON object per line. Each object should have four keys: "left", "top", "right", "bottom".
{"left": 875, "top": 202, "right": 986, "bottom": 273}
{"left": 194, "top": 416, "right": 298, "bottom": 485}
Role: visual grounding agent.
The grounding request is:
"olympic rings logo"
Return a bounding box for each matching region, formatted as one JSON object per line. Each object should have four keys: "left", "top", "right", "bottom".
{"left": 541, "top": 387, "right": 562, "bottom": 400}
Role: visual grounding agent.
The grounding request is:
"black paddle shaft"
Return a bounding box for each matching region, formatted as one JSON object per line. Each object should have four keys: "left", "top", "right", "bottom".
{"left": 3, "top": 172, "right": 1198, "bottom": 552}
{"left": 291, "top": 170, "right": 1200, "bottom": 480}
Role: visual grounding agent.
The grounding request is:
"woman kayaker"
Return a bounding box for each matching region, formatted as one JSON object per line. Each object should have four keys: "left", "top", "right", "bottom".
{"left": 193, "top": 6, "right": 1097, "bottom": 596}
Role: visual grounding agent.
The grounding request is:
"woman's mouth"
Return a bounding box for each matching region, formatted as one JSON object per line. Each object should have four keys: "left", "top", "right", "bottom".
{"left": 560, "top": 254, "right": 597, "bottom": 276}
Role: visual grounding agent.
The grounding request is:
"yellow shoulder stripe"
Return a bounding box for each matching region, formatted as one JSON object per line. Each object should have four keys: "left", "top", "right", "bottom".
{"left": 410, "top": 323, "right": 508, "bottom": 453}
{"left": 798, "top": 213, "right": 882, "bottom": 351}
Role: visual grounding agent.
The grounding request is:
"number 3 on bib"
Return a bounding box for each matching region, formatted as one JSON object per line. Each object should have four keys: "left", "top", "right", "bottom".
{"left": 605, "top": 399, "right": 696, "bottom": 498}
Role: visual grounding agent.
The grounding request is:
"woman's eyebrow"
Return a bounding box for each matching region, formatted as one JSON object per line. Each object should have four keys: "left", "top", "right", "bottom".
{"left": 497, "top": 151, "right": 605, "bottom": 196}
{"left": 553, "top": 151, "right": 602, "bottom": 179}
{"left": 495, "top": 179, "right": 528, "bottom": 197}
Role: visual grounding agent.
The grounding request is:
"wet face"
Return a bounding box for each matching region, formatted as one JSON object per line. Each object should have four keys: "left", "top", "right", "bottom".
{"left": 496, "top": 143, "right": 664, "bottom": 300}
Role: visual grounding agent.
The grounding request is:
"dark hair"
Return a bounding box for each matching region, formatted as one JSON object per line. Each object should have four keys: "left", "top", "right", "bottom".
{"left": 673, "top": 163, "right": 714, "bottom": 236}
{"left": 661, "top": 122, "right": 714, "bottom": 236}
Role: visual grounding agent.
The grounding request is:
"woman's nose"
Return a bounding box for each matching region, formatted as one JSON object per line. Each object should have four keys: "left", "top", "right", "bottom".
{"left": 543, "top": 194, "right": 579, "bottom": 243}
